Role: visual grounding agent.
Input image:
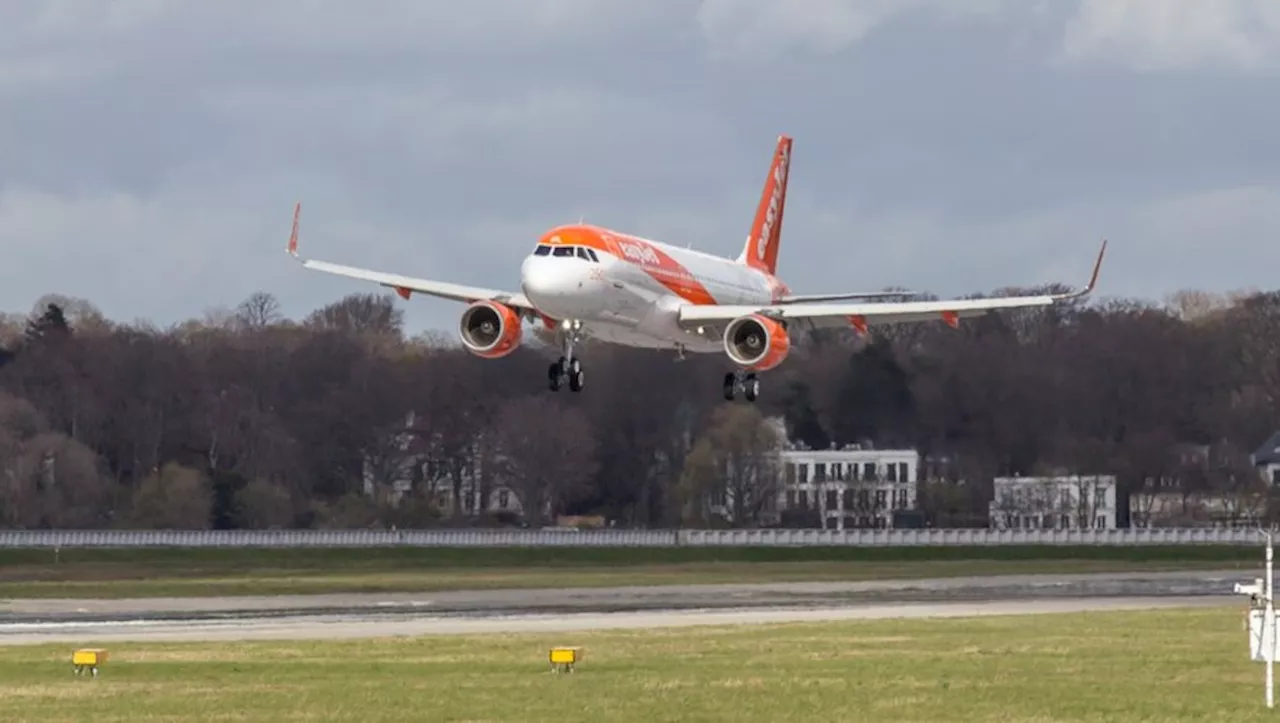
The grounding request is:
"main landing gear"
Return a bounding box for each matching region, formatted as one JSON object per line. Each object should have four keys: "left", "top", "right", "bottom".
{"left": 548, "top": 320, "right": 585, "bottom": 393}
{"left": 723, "top": 371, "right": 760, "bottom": 403}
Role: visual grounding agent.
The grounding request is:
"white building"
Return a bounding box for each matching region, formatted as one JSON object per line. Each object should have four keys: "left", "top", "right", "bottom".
{"left": 779, "top": 446, "right": 920, "bottom": 530}
{"left": 359, "top": 411, "right": 527, "bottom": 518}
{"left": 988, "top": 474, "right": 1117, "bottom": 530}
{"left": 1251, "top": 431, "right": 1280, "bottom": 486}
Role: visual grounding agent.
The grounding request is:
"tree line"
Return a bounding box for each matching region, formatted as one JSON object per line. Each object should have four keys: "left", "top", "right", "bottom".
{"left": 0, "top": 282, "right": 1276, "bottom": 531}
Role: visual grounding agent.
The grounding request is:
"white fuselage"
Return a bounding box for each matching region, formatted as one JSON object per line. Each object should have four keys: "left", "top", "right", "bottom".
{"left": 518, "top": 227, "right": 777, "bottom": 353}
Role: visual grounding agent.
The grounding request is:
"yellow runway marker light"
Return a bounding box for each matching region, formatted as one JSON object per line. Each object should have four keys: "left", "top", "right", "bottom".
{"left": 73, "top": 648, "right": 108, "bottom": 677}
{"left": 549, "top": 646, "right": 582, "bottom": 673}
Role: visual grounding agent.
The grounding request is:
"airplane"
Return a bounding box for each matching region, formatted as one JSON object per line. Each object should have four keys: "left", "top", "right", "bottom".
{"left": 286, "top": 134, "right": 1107, "bottom": 402}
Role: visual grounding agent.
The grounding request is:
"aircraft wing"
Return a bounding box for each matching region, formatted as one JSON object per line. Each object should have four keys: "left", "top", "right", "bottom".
{"left": 680, "top": 240, "right": 1107, "bottom": 330}
{"left": 285, "top": 203, "right": 537, "bottom": 311}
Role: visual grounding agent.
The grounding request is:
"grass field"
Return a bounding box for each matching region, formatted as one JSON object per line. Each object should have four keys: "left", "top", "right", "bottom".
{"left": 0, "top": 545, "right": 1258, "bottom": 598}
{"left": 0, "top": 605, "right": 1266, "bottom": 721}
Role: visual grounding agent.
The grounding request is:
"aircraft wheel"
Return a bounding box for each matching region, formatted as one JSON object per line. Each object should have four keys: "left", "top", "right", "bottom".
{"left": 722, "top": 373, "right": 736, "bottom": 401}
{"left": 744, "top": 374, "right": 760, "bottom": 402}
{"left": 569, "top": 367, "right": 585, "bottom": 392}
{"left": 548, "top": 362, "right": 563, "bottom": 391}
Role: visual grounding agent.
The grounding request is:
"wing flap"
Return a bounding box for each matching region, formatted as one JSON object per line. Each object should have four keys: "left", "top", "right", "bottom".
{"left": 777, "top": 290, "right": 919, "bottom": 303}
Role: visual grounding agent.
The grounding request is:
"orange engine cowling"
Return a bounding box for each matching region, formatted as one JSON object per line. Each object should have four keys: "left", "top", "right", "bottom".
{"left": 723, "top": 314, "right": 790, "bottom": 371}
{"left": 458, "top": 300, "right": 523, "bottom": 359}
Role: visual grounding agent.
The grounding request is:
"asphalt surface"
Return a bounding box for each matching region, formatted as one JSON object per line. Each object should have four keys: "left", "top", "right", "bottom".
{"left": 0, "top": 569, "right": 1255, "bottom": 646}
{"left": 0, "top": 597, "right": 1235, "bottom": 645}
{"left": 0, "top": 569, "right": 1253, "bottom": 621}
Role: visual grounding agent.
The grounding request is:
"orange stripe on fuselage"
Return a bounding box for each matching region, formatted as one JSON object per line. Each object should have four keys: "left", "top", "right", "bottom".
{"left": 540, "top": 225, "right": 719, "bottom": 306}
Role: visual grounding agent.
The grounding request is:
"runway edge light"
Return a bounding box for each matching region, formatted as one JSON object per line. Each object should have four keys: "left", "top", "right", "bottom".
{"left": 549, "top": 646, "right": 582, "bottom": 673}
{"left": 72, "top": 648, "right": 108, "bottom": 678}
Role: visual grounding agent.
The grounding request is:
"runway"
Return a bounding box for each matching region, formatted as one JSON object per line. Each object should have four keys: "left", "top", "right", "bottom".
{"left": 0, "top": 597, "right": 1235, "bottom": 645}
{"left": 0, "top": 569, "right": 1253, "bottom": 646}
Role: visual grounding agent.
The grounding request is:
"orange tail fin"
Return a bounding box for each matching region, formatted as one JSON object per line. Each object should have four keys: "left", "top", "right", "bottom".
{"left": 738, "top": 135, "right": 792, "bottom": 275}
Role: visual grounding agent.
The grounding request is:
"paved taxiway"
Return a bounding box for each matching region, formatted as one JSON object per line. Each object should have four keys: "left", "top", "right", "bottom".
{"left": 0, "top": 569, "right": 1254, "bottom": 646}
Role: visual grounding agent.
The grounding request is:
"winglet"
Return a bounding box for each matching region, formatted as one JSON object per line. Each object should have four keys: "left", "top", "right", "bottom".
{"left": 1056, "top": 238, "right": 1107, "bottom": 301}
{"left": 286, "top": 202, "right": 301, "bottom": 258}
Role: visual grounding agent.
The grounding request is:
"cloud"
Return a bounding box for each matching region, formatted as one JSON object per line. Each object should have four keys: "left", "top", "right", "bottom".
{"left": 1061, "top": 0, "right": 1280, "bottom": 72}
{"left": 0, "top": 0, "right": 1278, "bottom": 339}
{"left": 694, "top": 0, "right": 1015, "bottom": 60}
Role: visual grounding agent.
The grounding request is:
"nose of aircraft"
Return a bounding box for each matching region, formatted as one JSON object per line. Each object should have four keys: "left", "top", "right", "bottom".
{"left": 521, "top": 255, "right": 577, "bottom": 315}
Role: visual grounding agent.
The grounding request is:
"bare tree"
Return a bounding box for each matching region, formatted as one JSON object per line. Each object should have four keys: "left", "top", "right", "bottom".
{"left": 304, "top": 293, "right": 404, "bottom": 339}
{"left": 489, "top": 396, "right": 597, "bottom": 527}
{"left": 234, "top": 291, "right": 283, "bottom": 331}
{"left": 677, "top": 404, "right": 784, "bottom": 528}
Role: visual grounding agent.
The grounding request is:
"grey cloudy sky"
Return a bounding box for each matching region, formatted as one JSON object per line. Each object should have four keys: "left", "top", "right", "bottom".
{"left": 2, "top": 0, "right": 1280, "bottom": 334}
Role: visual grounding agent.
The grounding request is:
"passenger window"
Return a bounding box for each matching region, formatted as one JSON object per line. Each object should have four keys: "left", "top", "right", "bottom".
{"left": 552, "top": 247, "right": 574, "bottom": 257}
{"left": 533, "top": 246, "right": 551, "bottom": 256}
{"left": 576, "top": 247, "right": 591, "bottom": 261}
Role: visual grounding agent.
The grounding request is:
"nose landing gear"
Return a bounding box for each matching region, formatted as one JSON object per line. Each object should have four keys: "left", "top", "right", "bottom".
{"left": 548, "top": 320, "right": 585, "bottom": 393}
{"left": 549, "top": 356, "right": 584, "bottom": 392}
{"left": 723, "top": 371, "right": 760, "bottom": 402}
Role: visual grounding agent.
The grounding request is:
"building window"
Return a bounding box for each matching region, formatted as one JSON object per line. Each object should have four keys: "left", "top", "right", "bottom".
{"left": 898, "top": 463, "right": 908, "bottom": 482}
{"left": 847, "top": 463, "right": 858, "bottom": 481}
{"left": 786, "top": 491, "right": 796, "bottom": 507}
{"left": 1096, "top": 516, "right": 1106, "bottom": 529}
{"left": 874, "top": 490, "right": 886, "bottom": 509}
{"left": 815, "top": 464, "right": 827, "bottom": 483}
{"left": 842, "top": 489, "right": 854, "bottom": 508}
{"left": 863, "top": 462, "right": 875, "bottom": 480}
{"left": 826, "top": 490, "right": 838, "bottom": 510}
{"left": 833, "top": 465, "right": 843, "bottom": 481}
{"left": 798, "top": 464, "right": 808, "bottom": 483}
{"left": 785, "top": 463, "right": 796, "bottom": 484}
{"left": 858, "top": 490, "right": 870, "bottom": 509}
{"left": 498, "top": 490, "right": 510, "bottom": 509}
{"left": 886, "top": 464, "right": 898, "bottom": 482}
{"left": 799, "top": 491, "right": 809, "bottom": 508}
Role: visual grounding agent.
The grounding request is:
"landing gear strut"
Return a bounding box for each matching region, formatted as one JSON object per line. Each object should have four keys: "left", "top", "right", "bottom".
{"left": 723, "top": 371, "right": 760, "bottom": 403}
{"left": 548, "top": 321, "right": 585, "bottom": 393}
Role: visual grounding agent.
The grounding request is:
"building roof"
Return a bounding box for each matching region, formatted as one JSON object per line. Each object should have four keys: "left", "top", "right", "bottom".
{"left": 781, "top": 447, "right": 918, "bottom": 461}
{"left": 1252, "top": 431, "right": 1280, "bottom": 466}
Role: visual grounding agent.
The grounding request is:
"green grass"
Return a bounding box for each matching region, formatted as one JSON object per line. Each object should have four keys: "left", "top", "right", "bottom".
{"left": 0, "top": 545, "right": 1258, "bottom": 599}
{"left": 0, "top": 605, "right": 1267, "bottom": 721}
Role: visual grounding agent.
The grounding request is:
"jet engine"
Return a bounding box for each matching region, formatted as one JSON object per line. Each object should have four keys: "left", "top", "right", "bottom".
{"left": 459, "top": 300, "right": 523, "bottom": 359}
{"left": 723, "top": 314, "right": 790, "bottom": 371}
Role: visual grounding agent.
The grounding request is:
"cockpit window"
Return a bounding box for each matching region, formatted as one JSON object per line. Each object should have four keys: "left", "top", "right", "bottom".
{"left": 552, "top": 246, "right": 575, "bottom": 257}
{"left": 533, "top": 245, "right": 551, "bottom": 256}
{"left": 585, "top": 248, "right": 599, "bottom": 262}
{"left": 575, "top": 247, "right": 591, "bottom": 261}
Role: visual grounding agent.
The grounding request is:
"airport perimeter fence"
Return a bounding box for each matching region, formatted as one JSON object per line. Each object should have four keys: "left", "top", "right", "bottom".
{"left": 0, "top": 526, "right": 1265, "bottom": 548}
